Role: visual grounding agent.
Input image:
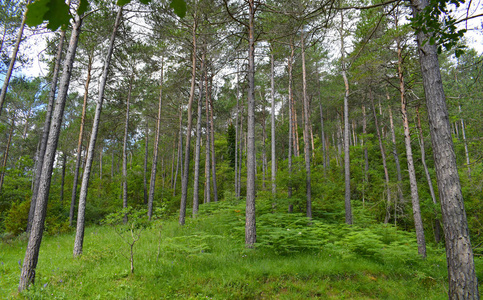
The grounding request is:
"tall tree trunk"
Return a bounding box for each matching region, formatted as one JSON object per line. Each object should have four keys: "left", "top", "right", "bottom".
{"left": 387, "top": 100, "right": 405, "bottom": 206}
{"left": 193, "top": 51, "right": 205, "bottom": 218}
{"left": 122, "top": 73, "right": 134, "bottom": 221}
{"left": 458, "top": 104, "right": 471, "bottom": 180}
{"left": 179, "top": 17, "right": 198, "bottom": 225}
{"left": 0, "top": 0, "right": 31, "bottom": 117}
{"left": 340, "top": 11, "right": 352, "bottom": 224}
{"left": 416, "top": 106, "right": 441, "bottom": 243}
{"left": 319, "top": 103, "right": 327, "bottom": 176}
{"left": 412, "top": 1, "right": 478, "bottom": 294}
{"left": 245, "top": 0, "right": 256, "bottom": 247}
{"left": 237, "top": 105, "right": 243, "bottom": 198}
{"left": 235, "top": 64, "right": 240, "bottom": 198}
{"left": 148, "top": 60, "right": 164, "bottom": 220}
{"left": 60, "top": 153, "right": 67, "bottom": 205}
{"left": 143, "top": 124, "right": 148, "bottom": 205}
{"left": 397, "top": 34, "right": 426, "bottom": 257}
{"left": 27, "top": 28, "right": 66, "bottom": 233}
{"left": 209, "top": 76, "right": 218, "bottom": 202}
{"left": 173, "top": 108, "right": 183, "bottom": 195}
{"left": 260, "top": 91, "right": 267, "bottom": 191}
{"left": 287, "top": 39, "right": 294, "bottom": 212}
{"left": 69, "top": 55, "right": 92, "bottom": 227}
{"left": 204, "top": 67, "right": 211, "bottom": 204}
{"left": 0, "top": 118, "right": 14, "bottom": 193}
{"left": 270, "top": 51, "right": 276, "bottom": 197}
{"left": 370, "top": 89, "right": 391, "bottom": 224}
{"left": 73, "top": 8, "right": 122, "bottom": 257}
{"left": 301, "top": 30, "right": 312, "bottom": 219}
{"left": 19, "top": 14, "right": 82, "bottom": 291}
{"left": 362, "top": 105, "right": 369, "bottom": 207}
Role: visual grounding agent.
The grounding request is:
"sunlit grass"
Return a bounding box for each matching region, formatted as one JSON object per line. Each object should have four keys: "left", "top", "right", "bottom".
{"left": 0, "top": 202, "right": 480, "bottom": 299}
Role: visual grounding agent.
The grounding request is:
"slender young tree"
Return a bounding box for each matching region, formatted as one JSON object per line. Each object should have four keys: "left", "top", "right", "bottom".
{"left": 270, "top": 50, "right": 276, "bottom": 197}
{"left": 148, "top": 59, "right": 164, "bottom": 220}
{"left": 73, "top": 7, "right": 123, "bottom": 257}
{"left": 301, "top": 28, "right": 312, "bottom": 219}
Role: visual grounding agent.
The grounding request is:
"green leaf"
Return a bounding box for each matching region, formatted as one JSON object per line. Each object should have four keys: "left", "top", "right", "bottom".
{"left": 25, "top": 0, "right": 50, "bottom": 27}
{"left": 170, "top": 0, "right": 186, "bottom": 18}
{"left": 117, "top": 0, "right": 132, "bottom": 6}
{"left": 77, "top": 0, "right": 89, "bottom": 16}
{"left": 44, "top": 0, "right": 71, "bottom": 30}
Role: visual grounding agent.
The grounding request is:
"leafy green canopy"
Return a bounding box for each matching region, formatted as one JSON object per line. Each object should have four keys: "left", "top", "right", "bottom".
{"left": 25, "top": 0, "right": 187, "bottom": 30}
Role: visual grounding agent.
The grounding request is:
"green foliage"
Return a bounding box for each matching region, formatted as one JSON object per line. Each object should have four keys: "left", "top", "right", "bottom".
{"left": 226, "top": 122, "right": 236, "bottom": 169}
{"left": 4, "top": 200, "right": 29, "bottom": 235}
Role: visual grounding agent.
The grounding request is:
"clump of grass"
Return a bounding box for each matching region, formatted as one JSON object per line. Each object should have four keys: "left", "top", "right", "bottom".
{"left": 0, "top": 201, "right": 476, "bottom": 299}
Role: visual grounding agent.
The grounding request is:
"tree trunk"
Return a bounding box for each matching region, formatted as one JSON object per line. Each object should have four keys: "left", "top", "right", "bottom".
{"left": 387, "top": 100, "right": 405, "bottom": 206}
{"left": 235, "top": 64, "right": 240, "bottom": 198}
{"left": 301, "top": 30, "right": 312, "bottom": 219}
{"left": 397, "top": 35, "right": 426, "bottom": 257}
{"left": 370, "top": 89, "right": 391, "bottom": 224}
{"left": 122, "top": 73, "right": 134, "bottom": 221}
{"left": 287, "top": 39, "right": 294, "bottom": 212}
{"left": 179, "top": 17, "right": 198, "bottom": 225}
{"left": 27, "top": 28, "right": 66, "bottom": 233}
{"left": 143, "top": 124, "right": 149, "bottom": 205}
{"left": 19, "top": 14, "right": 82, "bottom": 291}
{"left": 245, "top": 0, "right": 256, "bottom": 247}
{"left": 458, "top": 104, "right": 471, "bottom": 180}
{"left": 416, "top": 105, "right": 441, "bottom": 243}
{"left": 148, "top": 60, "right": 164, "bottom": 220}
{"left": 193, "top": 51, "right": 205, "bottom": 218}
{"left": 204, "top": 67, "right": 211, "bottom": 204}
{"left": 72, "top": 8, "right": 122, "bottom": 257}
{"left": 260, "top": 90, "right": 267, "bottom": 191}
{"left": 60, "top": 153, "right": 66, "bottom": 206}
{"left": 319, "top": 103, "right": 327, "bottom": 176}
{"left": 362, "top": 105, "right": 369, "bottom": 207}
{"left": 0, "top": 0, "right": 31, "bottom": 117}
{"left": 173, "top": 108, "right": 183, "bottom": 195}
{"left": 209, "top": 76, "right": 218, "bottom": 202}
{"left": 69, "top": 55, "right": 92, "bottom": 227}
{"left": 270, "top": 51, "right": 276, "bottom": 197}
{"left": 0, "top": 118, "right": 14, "bottom": 193}
{"left": 412, "top": 1, "right": 479, "bottom": 295}
{"left": 340, "top": 11, "right": 352, "bottom": 224}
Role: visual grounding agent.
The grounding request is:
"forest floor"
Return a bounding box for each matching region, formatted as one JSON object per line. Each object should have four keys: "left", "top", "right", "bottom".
{"left": 1, "top": 201, "right": 482, "bottom": 299}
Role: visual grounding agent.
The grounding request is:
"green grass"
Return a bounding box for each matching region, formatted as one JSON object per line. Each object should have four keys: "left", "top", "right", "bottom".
{"left": 1, "top": 202, "right": 481, "bottom": 299}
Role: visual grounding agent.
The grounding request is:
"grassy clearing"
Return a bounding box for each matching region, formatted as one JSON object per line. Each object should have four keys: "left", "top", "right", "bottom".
{"left": 1, "top": 202, "right": 481, "bottom": 299}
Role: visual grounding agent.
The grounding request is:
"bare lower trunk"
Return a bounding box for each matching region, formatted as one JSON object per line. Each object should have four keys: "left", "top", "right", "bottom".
{"left": 270, "top": 51, "right": 276, "bottom": 196}
{"left": 143, "top": 125, "right": 149, "bottom": 205}
{"left": 193, "top": 53, "right": 205, "bottom": 217}
{"left": 148, "top": 60, "right": 164, "bottom": 220}
{"left": 173, "top": 109, "right": 183, "bottom": 196}
{"left": 340, "top": 12, "right": 351, "bottom": 224}
{"left": 362, "top": 105, "right": 368, "bottom": 206}
{"left": 412, "top": 0, "right": 478, "bottom": 296}
{"left": 458, "top": 105, "right": 471, "bottom": 180}
{"left": 0, "top": 119, "right": 14, "bottom": 193}
{"left": 301, "top": 30, "right": 312, "bottom": 219}
{"left": 245, "top": 0, "right": 256, "bottom": 247}
{"left": 287, "top": 40, "right": 294, "bottom": 212}
{"left": 60, "top": 154, "right": 66, "bottom": 205}
{"left": 235, "top": 64, "right": 240, "bottom": 197}
{"left": 179, "top": 18, "right": 198, "bottom": 225}
{"left": 27, "top": 28, "right": 66, "bottom": 233}
{"left": 73, "top": 8, "right": 122, "bottom": 257}
{"left": 0, "top": 0, "right": 31, "bottom": 116}
{"left": 370, "top": 90, "right": 391, "bottom": 224}
{"left": 387, "top": 101, "right": 404, "bottom": 206}
{"left": 122, "top": 73, "right": 134, "bottom": 221}
{"left": 19, "top": 15, "right": 82, "bottom": 291}
{"left": 209, "top": 76, "right": 218, "bottom": 202}
{"left": 416, "top": 106, "right": 441, "bottom": 243}
{"left": 69, "top": 56, "right": 92, "bottom": 227}
{"left": 204, "top": 75, "right": 211, "bottom": 203}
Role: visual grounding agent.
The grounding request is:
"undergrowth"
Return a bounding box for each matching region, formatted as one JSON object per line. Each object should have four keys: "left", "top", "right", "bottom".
{"left": 1, "top": 200, "right": 481, "bottom": 299}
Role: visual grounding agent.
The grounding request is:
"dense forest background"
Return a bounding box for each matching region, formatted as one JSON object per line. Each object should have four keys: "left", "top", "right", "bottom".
{"left": 1, "top": 0, "right": 483, "bottom": 297}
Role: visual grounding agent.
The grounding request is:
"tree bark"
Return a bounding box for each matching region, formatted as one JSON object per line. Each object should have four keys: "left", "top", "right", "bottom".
{"left": 0, "top": 118, "right": 14, "bottom": 193}
{"left": 458, "top": 104, "right": 471, "bottom": 180}
{"left": 204, "top": 68, "right": 211, "bottom": 204}
{"left": 370, "top": 89, "right": 391, "bottom": 224}
{"left": 397, "top": 35, "right": 426, "bottom": 257}
{"left": 411, "top": 0, "right": 479, "bottom": 295}
{"left": 27, "top": 28, "right": 66, "bottom": 233}
{"left": 60, "top": 153, "right": 67, "bottom": 206}
{"left": 122, "top": 72, "right": 134, "bottom": 221}
{"left": 387, "top": 100, "right": 405, "bottom": 206}
{"left": 416, "top": 105, "right": 441, "bottom": 243}
{"left": 287, "top": 40, "right": 294, "bottom": 211}
{"left": 0, "top": 0, "right": 31, "bottom": 117}
{"left": 245, "top": 0, "right": 256, "bottom": 247}
{"left": 143, "top": 124, "right": 149, "bottom": 205}
{"left": 73, "top": 8, "right": 122, "bottom": 257}
{"left": 69, "top": 54, "right": 92, "bottom": 227}
{"left": 270, "top": 51, "right": 276, "bottom": 197}
{"left": 235, "top": 64, "right": 240, "bottom": 198}
{"left": 209, "top": 76, "right": 218, "bottom": 202}
{"left": 340, "top": 11, "right": 352, "bottom": 224}
{"left": 148, "top": 60, "right": 164, "bottom": 220}
{"left": 362, "top": 105, "right": 369, "bottom": 207}
{"left": 301, "top": 30, "right": 312, "bottom": 219}
{"left": 193, "top": 51, "right": 205, "bottom": 218}
{"left": 19, "top": 14, "right": 82, "bottom": 291}
{"left": 173, "top": 108, "right": 183, "bottom": 196}
{"left": 179, "top": 17, "right": 198, "bottom": 225}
